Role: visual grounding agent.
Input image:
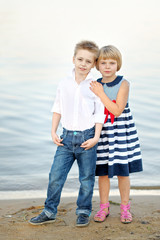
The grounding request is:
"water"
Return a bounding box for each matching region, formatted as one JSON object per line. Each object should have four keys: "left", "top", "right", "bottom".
{"left": 0, "top": 0, "right": 160, "bottom": 199}
{"left": 0, "top": 70, "right": 160, "bottom": 199}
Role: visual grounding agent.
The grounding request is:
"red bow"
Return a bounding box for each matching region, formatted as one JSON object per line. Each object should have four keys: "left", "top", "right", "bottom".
{"left": 104, "top": 100, "right": 116, "bottom": 124}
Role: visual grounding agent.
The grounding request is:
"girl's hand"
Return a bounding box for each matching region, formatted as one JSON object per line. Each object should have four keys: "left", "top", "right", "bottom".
{"left": 81, "top": 137, "right": 98, "bottom": 150}
{"left": 51, "top": 132, "right": 64, "bottom": 146}
{"left": 90, "top": 81, "right": 104, "bottom": 97}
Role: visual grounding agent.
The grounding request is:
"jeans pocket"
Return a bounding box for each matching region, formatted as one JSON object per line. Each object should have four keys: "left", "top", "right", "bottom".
{"left": 83, "top": 129, "right": 95, "bottom": 142}
{"left": 60, "top": 131, "right": 67, "bottom": 141}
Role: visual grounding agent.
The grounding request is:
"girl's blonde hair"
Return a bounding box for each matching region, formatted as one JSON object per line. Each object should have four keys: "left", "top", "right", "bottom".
{"left": 96, "top": 45, "right": 122, "bottom": 71}
{"left": 74, "top": 40, "right": 99, "bottom": 60}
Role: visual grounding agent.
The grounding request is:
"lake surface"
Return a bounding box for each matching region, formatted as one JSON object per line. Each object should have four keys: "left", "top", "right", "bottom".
{"left": 0, "top": 68, "right": 160, "bottom": 199}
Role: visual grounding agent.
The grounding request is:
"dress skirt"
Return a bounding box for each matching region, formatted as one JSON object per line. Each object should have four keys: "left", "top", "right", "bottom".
{"left": 96, "top": 104, "right": 143, "bottom": 178}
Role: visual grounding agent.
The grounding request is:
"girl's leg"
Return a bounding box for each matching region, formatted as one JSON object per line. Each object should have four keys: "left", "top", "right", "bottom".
{"left": 94, "top": 176, "right": 110, "bottom": 222}
{"left": 118, "top": 176, "right": 130, "bottom": 205}
{"left": 99, "top": 175, "right": 110, "bottom": 204}
{"left": 118, "top": 176, "right": 132, "bottom": 223}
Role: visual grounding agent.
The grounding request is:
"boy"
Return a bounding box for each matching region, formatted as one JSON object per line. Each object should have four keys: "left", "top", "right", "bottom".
{"left": 29, "top": 40, "right": 105, "bottom": 227}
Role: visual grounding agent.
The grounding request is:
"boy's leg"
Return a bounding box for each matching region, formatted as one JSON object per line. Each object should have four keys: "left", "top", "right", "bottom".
{"left": 76, "top": 146, "right": 97, "bottom": 216}
{"left": 75, "top": 128, "right": 97, "bottom": 217}
{"left": 29, "top": 146, "right": 74, "bottom": 225}
{"left": 29, "top": 134, "right": 75, "bottom": 225}
{"left": 44, "top": 146, "right": 75, "bottom": 218}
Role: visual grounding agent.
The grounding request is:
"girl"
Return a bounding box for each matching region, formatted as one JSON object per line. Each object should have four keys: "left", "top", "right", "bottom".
{"left": 90, "top": 45, "right": 143, "bottom": 223}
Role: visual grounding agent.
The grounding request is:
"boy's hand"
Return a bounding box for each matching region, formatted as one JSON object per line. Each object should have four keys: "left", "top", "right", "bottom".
{"left": 51, "top": 132, "right": 64, "bottom": 146}
{"left": 81, "top": 137, "right": 98, "bottom": 150}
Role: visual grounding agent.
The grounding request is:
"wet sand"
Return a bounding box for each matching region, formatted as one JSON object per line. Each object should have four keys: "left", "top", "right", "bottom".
{"left": 0, "top": 195, "right": 160, "bottom": 240}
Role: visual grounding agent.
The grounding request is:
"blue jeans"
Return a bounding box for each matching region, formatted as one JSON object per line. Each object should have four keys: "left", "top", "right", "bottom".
{"left": 43, "top": 127, "right": 97, "bottom": 218}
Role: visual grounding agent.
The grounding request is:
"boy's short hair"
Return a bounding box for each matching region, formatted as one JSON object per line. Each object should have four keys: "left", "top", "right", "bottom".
{"left": 74, "top": 40, "right": 99, "bottom": 60}
{"left": 96, "top": 45, "right": 122, "bottom": 71}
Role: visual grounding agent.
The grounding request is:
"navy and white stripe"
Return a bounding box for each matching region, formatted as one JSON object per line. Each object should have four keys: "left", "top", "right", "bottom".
{"left": 96, "top": 77, "right": 143, "bottom": 178}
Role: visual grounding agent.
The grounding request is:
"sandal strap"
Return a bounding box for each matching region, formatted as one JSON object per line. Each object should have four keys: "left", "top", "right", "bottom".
{"left": 120, "top": 202, "right": 132, "bottom": 221}
{"left": 100, "top": 202, "right": 110, "bottom": 209}
{"left": 95, "top": 202, "right": 110, "bottom": 217}
{"left": 121, "top": 211, "right": 132, "bottom": 219}
{"left": 95, "top": 202, "right": 110, "bottom": 218}
{"left": 120, "top": 202, "right": 131, "bottom": 211}
{"left": 95, "top": 210, "right": 106, "bottom": 218}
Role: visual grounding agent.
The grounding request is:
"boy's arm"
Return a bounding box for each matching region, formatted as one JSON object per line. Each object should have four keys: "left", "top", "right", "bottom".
{"left": 51, "top": 112, "right": 64, "bottom": 146}
{"left": 51, "top": 81, "right": 63, "bottom": 146}
{"left": 81, "top": 89, "right": 105, "bottom": 150}
{"left": 81, "top": 123, "right": 102, "bottom": 150}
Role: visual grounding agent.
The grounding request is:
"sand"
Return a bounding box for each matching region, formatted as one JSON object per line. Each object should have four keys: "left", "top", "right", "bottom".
{"left": 0, "top": 195, "right": 160, "bottom": 240}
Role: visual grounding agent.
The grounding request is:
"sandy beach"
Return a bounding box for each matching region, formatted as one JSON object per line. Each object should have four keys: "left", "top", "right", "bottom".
{"left": 0, "top": 194, "right": 160, "bottom": 240}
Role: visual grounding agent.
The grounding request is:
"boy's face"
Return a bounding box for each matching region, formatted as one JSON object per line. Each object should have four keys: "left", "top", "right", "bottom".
{"left": 73, "top": 49, "right": 95, "bottom": 77}
{"left": 98, "top": 58, "right": 118, "bottom": 79}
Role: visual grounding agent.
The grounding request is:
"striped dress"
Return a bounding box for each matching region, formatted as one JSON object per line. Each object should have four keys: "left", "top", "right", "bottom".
{"left": 96, "top": 76, "right": 143, "bottom": 178}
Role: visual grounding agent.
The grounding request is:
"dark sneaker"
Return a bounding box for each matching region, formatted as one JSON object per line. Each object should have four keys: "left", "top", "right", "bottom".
{"left": 28, "top": 212, "right": 56, "bottom": 225}
{"left": 76, "top": 214, "right": 90, "bottom": 227}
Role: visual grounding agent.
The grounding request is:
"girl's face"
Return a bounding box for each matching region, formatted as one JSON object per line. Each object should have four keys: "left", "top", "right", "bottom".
{"left": 98, "top": 58, "right": 118, "bottom": 80}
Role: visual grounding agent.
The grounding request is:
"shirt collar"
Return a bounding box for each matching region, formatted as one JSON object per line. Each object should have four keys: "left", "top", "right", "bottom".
{"left": 97, "top": 75, "right": 123, "bottom": 87}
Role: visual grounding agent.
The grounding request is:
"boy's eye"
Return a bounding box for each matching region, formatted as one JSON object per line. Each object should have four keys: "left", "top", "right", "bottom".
{"left": 87, "top": 60, "right": 91, "bottom": 64}
{"left": 78, "top": 58, "right": 82, "bottom": 61}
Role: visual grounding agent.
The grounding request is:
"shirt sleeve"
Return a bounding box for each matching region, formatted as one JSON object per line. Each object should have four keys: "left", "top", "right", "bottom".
{"left": 94, "top": 96, "right": 105, "bottom": 124}
{"left": 51, "top": 83, "right": 61, "bottom": 114}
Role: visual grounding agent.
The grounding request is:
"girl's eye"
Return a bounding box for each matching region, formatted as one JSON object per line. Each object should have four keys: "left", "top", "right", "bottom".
{"left": 110, "top": 62, "right": 116, "bottom": 64}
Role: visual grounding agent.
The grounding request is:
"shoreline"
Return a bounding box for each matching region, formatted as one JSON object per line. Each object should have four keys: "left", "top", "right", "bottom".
{"left": 0, "top": 195, "right": 160, "bottom": 240}
{"left": 0, "top": 187, "right": 160, "bottom": 200}
{"left": 130, "top": 185, "right": 160, "bottom": 190}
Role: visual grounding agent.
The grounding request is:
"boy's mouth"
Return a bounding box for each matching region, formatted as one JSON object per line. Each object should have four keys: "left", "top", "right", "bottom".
{"left": 80, "top": 67, "right": 86, "bottom": 71}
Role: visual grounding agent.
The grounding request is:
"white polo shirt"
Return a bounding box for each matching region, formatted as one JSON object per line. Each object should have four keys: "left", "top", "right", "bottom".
{"left": 51, "top": 69, "right": 105, "bottom": 131}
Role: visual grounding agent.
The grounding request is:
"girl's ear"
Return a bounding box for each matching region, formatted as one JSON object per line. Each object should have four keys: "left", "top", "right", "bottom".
{"left": 73, "top": 56, "right": 75, "bottom": 64}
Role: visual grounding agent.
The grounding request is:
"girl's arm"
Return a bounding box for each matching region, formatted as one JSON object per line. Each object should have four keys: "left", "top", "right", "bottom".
{"left": 90, "top": 80, "right": 129, "bottom": 117}
{"left": 51, "top": 112, "right": 64, "bottom": 146}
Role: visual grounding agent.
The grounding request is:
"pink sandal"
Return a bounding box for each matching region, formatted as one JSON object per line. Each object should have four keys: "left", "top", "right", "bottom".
{"left": 120, "top": 202, "right": 132, "bottom": 223}
{"left": 94, "top": 202, "right": 110, "bottom": 222}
